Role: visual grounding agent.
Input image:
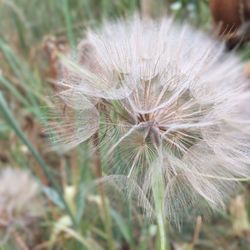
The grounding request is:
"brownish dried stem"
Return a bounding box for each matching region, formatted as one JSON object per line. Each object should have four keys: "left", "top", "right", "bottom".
{"left": 191, "top": 216, "right": 203, "bottom": 248}
{"left": 92, "top": 132, "right": 115, "bottom": 250}
{"left": 60, "top": 158, "right": 67, "bottom": 188}
{"left": 92, "top": 133, "right": 103, "bottom": 179}
{"left": 140, "top": 0, "right": 154, "bottom": 18}
{"left": 33, "top": 241, "right": 50, "bottom": 250}
{"left": 244, "top": 61, "right": 250, "bottom": 78}
{"left": 140, "top": 0, "right": 170, "bottom": 19}
{"left": 70, "top": 149, "right": 78, "bottom": 184}
{"left": 12, "top": 232, "right": 30, "bottom": 250}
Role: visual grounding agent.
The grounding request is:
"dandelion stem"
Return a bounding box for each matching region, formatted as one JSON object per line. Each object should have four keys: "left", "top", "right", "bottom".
{"left": 157, "top": 212, "right": 167, "bottom": 250}
{"left": 152, "top": 168, "right": 171, "bottom": 250}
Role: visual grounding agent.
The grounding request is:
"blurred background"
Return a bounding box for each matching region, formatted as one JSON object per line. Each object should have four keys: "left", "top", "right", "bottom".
{"left": 0, "top": 0, "right": 250, "bottom": 249}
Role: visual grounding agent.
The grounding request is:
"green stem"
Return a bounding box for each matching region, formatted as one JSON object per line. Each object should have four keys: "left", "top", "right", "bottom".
{"left": 152, "top": 170, "right": 170, "bottom": 250}
{"left": 156, "top": 210, "right": 168, "bottom": 250}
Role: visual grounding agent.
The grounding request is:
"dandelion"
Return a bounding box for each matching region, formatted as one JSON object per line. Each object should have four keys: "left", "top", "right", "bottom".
{"left": 50, "top": 17, "right": 250, "bottom": 225}
{"left": 0, "top": 168, "right": 44, "bottom": 242}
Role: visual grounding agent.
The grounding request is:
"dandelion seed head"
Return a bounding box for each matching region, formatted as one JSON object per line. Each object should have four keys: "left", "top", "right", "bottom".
{"left": 50, "top": 17, "right": 250, "bottom": 225}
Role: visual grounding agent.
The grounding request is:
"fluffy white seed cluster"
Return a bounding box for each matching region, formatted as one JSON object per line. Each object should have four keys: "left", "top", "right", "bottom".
{"left": 51, "top": 17, "right": 250, "bottom": 224}
{"left": 0, "top": 168, "right": 44, "bottom": 235}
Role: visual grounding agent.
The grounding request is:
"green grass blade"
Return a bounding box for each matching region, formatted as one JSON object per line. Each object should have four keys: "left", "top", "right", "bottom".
{"left": 0, "top": 75, "right": 29, "bottom": 106}
{"left": 62, "top": 0, "right": 76, "bottom": 48}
